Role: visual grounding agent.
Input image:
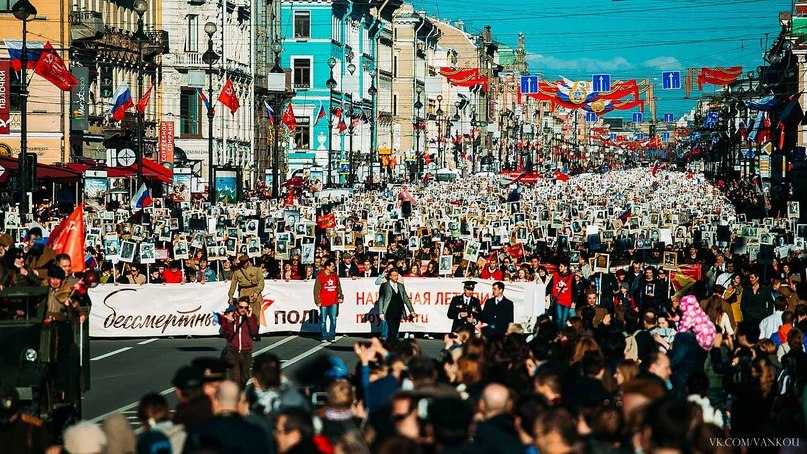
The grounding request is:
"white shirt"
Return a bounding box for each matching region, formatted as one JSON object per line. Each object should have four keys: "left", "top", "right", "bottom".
{"left": 759, "top": 310, "right": 784, "bottom": 339}
{"left": 390, "top": 282, "right": 398, "bottom": 293}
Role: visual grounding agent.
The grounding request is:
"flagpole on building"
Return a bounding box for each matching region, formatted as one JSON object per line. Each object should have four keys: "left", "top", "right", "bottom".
{"left": 13, "top": 0, "right": 37, "bottom": 215}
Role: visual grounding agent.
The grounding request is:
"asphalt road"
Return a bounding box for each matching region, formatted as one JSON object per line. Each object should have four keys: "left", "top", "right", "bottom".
{"left": 83, "top": 333, "right": 444, "bottom": 428}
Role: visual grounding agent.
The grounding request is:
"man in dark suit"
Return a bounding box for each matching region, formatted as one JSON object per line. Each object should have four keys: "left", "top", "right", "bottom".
{"left": 377, "top": 268, "right": 416, "bottom": 339}
{"left": 447, "top": 280, "right": 482, "bottom": 332}
{"left": 479, "top": 281, "right": 514, "bottom": 337}
{"left": 337, "top": 252, "right": 359, "bottom": 278}
{"left": 360, "top": 258, "right": 378, "bottom": 278}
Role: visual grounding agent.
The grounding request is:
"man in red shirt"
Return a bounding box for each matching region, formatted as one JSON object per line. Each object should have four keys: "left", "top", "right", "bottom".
{"left": 480, "top": 256, "right": 503, "bottom": 281}
{"left": 163, "top": 261, "right": 184, "bottom": 284}
{"left": 313, "top": 259, "right": 343, "bottom": 343}
{"left": 221, "top": 296, "right": 259, "bottom": 387}
{"left": 551, "top": 262, "right": 575, "bottom": 327}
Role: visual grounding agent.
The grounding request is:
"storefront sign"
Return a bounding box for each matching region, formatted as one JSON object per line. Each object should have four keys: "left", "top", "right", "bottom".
{"left": 70, "top": 67, "right": 89, "bottom": 131}
{"left": 159, "top": 121, "right": 175, "bottom": 165}
{"left": 0, "top": 60, "right": 10, "bottom": 135}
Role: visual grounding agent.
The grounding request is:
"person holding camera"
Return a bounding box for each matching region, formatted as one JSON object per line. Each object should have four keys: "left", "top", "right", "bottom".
{"left": 447, "top": 280, "right": 482, "bottom": 333}
{"left": 221, "top": 296, "right": 259, "bottom": 387}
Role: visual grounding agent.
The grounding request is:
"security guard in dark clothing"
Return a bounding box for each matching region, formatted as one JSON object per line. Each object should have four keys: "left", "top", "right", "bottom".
{"left": 447, "top": 281, "right": 482, "bottom": 332}
{"left": 172, "top": 365, "right": 214, "bottom": 431}
{"left": 0, "top": 388, "right": 53, "bottom": 453}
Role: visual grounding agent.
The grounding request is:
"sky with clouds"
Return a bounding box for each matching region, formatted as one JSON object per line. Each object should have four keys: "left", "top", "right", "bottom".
{"left": 417, "top": 0, "right": 790, "bottom": 120}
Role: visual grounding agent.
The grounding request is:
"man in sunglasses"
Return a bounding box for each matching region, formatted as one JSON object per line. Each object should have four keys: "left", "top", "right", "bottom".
{"left": 221, "top": 296, "right": 259, "bottom": 387}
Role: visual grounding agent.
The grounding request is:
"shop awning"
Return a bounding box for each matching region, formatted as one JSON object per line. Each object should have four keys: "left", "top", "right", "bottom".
{"left": 0, "top": 156, "right": 82, "bottom": 183}
{"left": 66, "top": 158, "right": 172, "bottom": 184}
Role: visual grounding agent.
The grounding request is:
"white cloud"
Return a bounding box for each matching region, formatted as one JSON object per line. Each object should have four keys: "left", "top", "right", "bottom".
{"left": 527, "top": 54, "right": 633, "bottom": 72}
{"left": 643, "top": 56, "right": 681, "bottom": 70}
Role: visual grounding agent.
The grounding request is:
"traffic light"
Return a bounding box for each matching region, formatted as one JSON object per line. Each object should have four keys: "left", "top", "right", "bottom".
{"left": 100, "top": 64, "right": 113, "bottom": 98}
{"left": 649, "top": 124, "right": 657, "bottom": 138}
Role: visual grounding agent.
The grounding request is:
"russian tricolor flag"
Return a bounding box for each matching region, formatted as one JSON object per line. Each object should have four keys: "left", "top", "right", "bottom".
{"left": 4, "top": 40, "right": 46, "bottom": 71}
{"left": 197, "top": 87, "right": 214, "bottom": 115}
{"left": 264, "top": 101, "right": 275, "bottom": 125}
{"left": 109, "top": 83, "right": 133, "bottom": 121}
{"left": 314, "top": 102, "right": 326, "bottom": 126}
{"left": 131, "top": 183, "right": 153, "bottom": 209}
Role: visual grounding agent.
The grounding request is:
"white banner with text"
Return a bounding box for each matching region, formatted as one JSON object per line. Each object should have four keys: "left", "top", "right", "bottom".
{"left": 88, "top": 278, "right": 546, "bottom": 338}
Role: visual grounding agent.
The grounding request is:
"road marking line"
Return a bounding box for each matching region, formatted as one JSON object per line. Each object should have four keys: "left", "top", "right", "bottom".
{"left": 88, "top": 335, "right": 299, "bottom": 424}
{"left": 137, "top": 338, "right": 159, "bottom": 345}
{"left": 282, "top": 337, "right": 339, "bottom": 368}
{"left": 90, "top": 347, "right": 132, "bottom": 361}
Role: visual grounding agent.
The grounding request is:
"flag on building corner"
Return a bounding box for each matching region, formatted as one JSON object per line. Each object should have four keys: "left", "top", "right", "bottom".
{"left": 282, "top": 104, "right": 297, "bottom": 131}
{"left": 136, "top": 83, "right": 154, "bottom": 114}
{"left": 197, "top": 88, "right": 214, "bottom": 116}
{"left": 33, "top": 42, "right": 78, "bottom": 91}
{"left": 46, "top": 204, "right": 85, "bottom": 273}
{"left": 109, "top": 83, "right": 133, "bottom": 121}
{"left": 217, "top": 79, "right": 240, "bottom": 114}
{"left": 337, "top": 117, "right": 347, "bottom": 133}
{"left": 131, "top": 183, "right": 153, "bottom": 209}
{"left": 264, "top": 101, "right": 275, "bottom": 125}
{"left": 314, "top": 103, "right": 326, "bottom": 126}
{"left": 3, "top": 39, "right": 45, "bottom": 71}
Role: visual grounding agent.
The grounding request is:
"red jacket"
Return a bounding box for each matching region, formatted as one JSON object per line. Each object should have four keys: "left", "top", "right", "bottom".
{"left": 221, "top": 314, "right": 259, "bottom": 352}
{"left": 480, "top": 267, "right": 503, "bottom": 280}
{"left": 163, "top": 268, "right": 184, "bottom": 283}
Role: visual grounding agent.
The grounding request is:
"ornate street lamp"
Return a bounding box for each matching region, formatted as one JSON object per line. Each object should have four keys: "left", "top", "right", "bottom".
{"left": 12, "top": 0, "right": 36, "bottom": 214}
{"left": 202, "top": 21, "right": 219, "bottom": 202}
{"left": 132, "top": 0, "right": 148, "bottom": 190}
{"left": 326, "top": 56, "right": 338, "bottom": 186}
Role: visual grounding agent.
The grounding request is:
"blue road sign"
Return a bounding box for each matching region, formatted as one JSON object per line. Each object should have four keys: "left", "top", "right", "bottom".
{"left": 520, "top": 75, "right": 538, "bottom": 94}
{"left": 663, "top": 113, "right": 675, "bottom": 123}
{"left": 585, "top": 112, "right": 597, "bottom": 122}
{"left": 705, "top": 111, "right": 718, "bottom": 127}
{"left": 592, "top": 74, "right": 611, "bottom": 92}
{"left": 610, "top": 133, "right": 618, "bottom": 140}
{"left": 339, "top": 162, "right": 351, "bottom": 173}
{"left": 662, "top": 132, "right": 671, "bottom": 142}
{"left": 662, "top": 71, "right": 681, "bottom": 90}
{"left": 637, "top": 133, "right": 644, "bottom": 140}
{"left": 632, "top": 112, "right": 643, "bottom": 123}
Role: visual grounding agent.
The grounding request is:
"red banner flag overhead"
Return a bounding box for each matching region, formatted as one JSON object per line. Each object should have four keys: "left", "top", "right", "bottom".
{"left": 34, "top": 42, "right": 78, "bottom": 91}
{"left": 317, "top": 213, "right": 336, "bottom": 229}
{"left": 137, "top": 83, "right": 154, "bottom": 114}
{"left": 217, "top": 79, "right": 240, "bottom": 113}
{"left": 46, "top": 204, "right": 85, "bottom": 273}
{"left": 697, "top": 67, "right": 742, "bottom": 90}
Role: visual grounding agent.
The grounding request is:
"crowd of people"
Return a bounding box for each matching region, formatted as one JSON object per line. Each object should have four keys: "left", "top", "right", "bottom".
{"left": 1, "top": 167, "right": 807, "bottom": 452}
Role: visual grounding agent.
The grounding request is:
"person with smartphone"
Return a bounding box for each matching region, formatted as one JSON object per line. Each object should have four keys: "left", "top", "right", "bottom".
{"left": 221, "top": 296, "right": 259, "bottom": 387}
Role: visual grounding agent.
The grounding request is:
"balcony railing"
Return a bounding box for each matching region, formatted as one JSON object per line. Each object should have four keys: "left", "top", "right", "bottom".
{"left": 175, "top": 52, "right": 204, "bottom": 67}
{"left": 70, "top": 10, "right": 104, "bottom": 41}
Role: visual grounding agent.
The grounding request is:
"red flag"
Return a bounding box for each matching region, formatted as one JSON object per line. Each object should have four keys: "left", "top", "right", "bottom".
{"left": 282, "top": 104, "right": 297, "bottom": 131}
{"left": 136, "top": 84, "right": 154, "bottom": 114}
{"left": 46, "top": 204, "right": 85, "bottom": 273}
{"left": 506, "top": 243, "right": 525, "bottom": 261}
{"left": 34, "top": 42, "right": 78, "bottom": 91}
{"left": 217, "top": 79, "right": 240, "bottom": 114}
{"left": 317, "top": 213, "right": 336, "bottom": 229}
{"left": 554, "top": 169, "right": 570, "bottom": 182}
{"left": 337, "top": 117, "right": 347, "bottom": 133}
{"left": 284, "top": 188, "right": 296, "bottom": 206}
{"left": 651, "top": 161, "right": 661, "bottom": 177}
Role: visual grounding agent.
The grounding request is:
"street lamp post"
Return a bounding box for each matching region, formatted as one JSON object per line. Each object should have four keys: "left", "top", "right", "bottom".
{"left": 348, "top": 106, "right": 355, "bottom": 185}
{"left": 436, "top": 95, "right": 443, "bottom": 174}
{"left": 365, "top": 60, "right": 376, "bottom": 187}
{"left": 470, "top": 105, "right": 477, "bottom": 174}
{"left": 270, "top": 42, "right": 284, "bottom": 199}
{"left": 12, "top": 0, "right": 36, "bottom": 215}
{"left": 202, "top": 21, "right": 219, "bottom": 202}
{"left": 132, "top": 0, "right": 148, "bottom": 189}
{"left": 453, "top": 101, "right": 461, "bottom": 169}
{"left": 326, "top": 57, "right": 337, "bottom": 187}
{"left": 414, "top": 86, "right": 423, "bottom": 180}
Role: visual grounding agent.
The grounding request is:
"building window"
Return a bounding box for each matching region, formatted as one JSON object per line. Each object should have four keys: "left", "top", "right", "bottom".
{"left": 393, "top": 54, "right": 398, "bottom": 78}
{"left": 186, "top": 15, "right": 199, "bottom": 52}
{"left": 292, "top": 58, "right": 311, "bottom": 89}
{"left": 180, "top": 88, "right": 202, "bottom": 137}
{"left": 294, "top": 11, "right": 311, "bottom": 39}
{"left": 293, "top": 117, "right": 310, "bottom": 150}
{"left": 392, "top": 94, "right": 398, "bottom": 116}
{"left": 0, "top": 0, "right": 17, "bottom": 11}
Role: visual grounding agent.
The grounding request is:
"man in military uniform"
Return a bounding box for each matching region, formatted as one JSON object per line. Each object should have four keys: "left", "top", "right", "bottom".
{"left": 228, "top": 255, "right": 265, "bottom": 318}
{"left": 447, "top": 280, "right": 482, "bottom": 332}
